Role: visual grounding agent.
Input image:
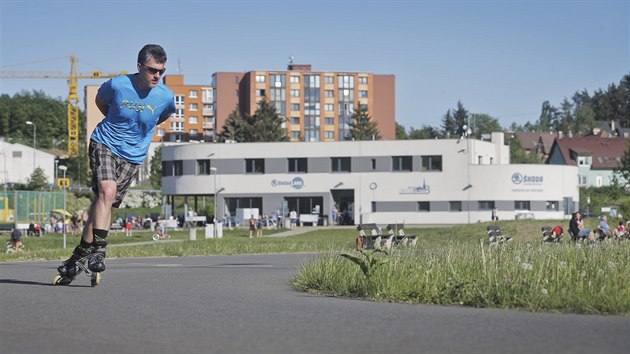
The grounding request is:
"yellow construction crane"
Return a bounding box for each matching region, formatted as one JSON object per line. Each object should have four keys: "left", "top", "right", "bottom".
{"left": 0, "top": 56, "right": 127, "bottom": 157}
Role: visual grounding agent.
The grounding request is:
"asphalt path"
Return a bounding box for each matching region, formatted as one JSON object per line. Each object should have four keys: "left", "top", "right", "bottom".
{"left": 1, "top": 253, "right": 629, "bottom": 354}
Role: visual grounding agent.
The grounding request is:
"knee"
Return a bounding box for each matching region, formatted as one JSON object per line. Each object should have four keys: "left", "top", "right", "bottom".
{"left": 97, "top": 182, "right": 117, "bottom": 204}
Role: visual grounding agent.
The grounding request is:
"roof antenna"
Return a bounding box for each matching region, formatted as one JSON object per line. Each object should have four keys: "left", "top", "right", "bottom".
{"left": 288, "top": 56, "right": 294, "bottom": 64}
{"left": 177, "top": 59, "right": 182, "bottom": 74}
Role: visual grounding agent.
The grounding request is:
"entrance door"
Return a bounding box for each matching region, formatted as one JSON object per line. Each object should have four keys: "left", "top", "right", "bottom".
{"left": 331, "top": 189, "right": 354, "bottom": 225}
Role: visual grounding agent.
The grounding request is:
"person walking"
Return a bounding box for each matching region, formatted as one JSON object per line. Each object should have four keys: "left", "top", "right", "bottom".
{"left": 56, "top": 44, "right": 176, "bottom": 280}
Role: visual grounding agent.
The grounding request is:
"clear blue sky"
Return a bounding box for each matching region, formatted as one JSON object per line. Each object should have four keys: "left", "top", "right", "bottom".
{"left": 1, "top": 0, "right": 628, "bottom": 131}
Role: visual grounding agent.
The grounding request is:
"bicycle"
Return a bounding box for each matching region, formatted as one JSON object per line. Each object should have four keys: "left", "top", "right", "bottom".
{"left": 152, "top": 230, "right": 171, "bottom": 241}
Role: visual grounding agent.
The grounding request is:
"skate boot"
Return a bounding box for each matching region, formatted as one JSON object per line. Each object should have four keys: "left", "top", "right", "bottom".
{"left": 57, "top": 244, "right": 92, "bottom": 276}
{"left": 88, "top": 235, "right": 107, "bottom": 273}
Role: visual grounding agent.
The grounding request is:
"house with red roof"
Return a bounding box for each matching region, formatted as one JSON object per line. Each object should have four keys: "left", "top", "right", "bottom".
{"left": 546, "top": 136, "right": 629, "bottom": 187}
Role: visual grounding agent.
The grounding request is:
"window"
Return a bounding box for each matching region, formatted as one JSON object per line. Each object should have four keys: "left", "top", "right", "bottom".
{"left": 358, "top": 90, "right": 368, "bottom": 98}
{"left": 174, "top": 108, "right": 184, "bottom": 118}
{"left": 546, "top": 201, "right": 559, "bottom": 211}
{"left": 325, "top": 117, "right": 334, "bottom": 125}
{"left": 324, "top": 131, "right": 334, "bottom": 139}
{"left": 291, "top": 131, "right": 300, "bottom": 139}
{"left": 291, "top": 117, "right": 300, "bottom": 125}
{"left": 325, "top": 90, "right": 334, "bottom": 98}
{"left": 421, "top": 155, "right": 442, "bottom": 171}
{"left": 12, "top": 151, "right": 22, "bottom": 158}
{"left": 290, "top": 89, "right": 300, "bottom": 97}
{"left": 245, "top": 159, "right": 265, "bottom": 174}
{"left": 325, "top": 104, "right": 334, "bottom": 112}
{"left": 202, "top": 88, "right": 212, "bottom": 102}
{"left": 170, "top": 121, "right": 183, "bottom": 132}
{"left": 478, "top": 201, "right": 495, "bottom": 210}
{"left": 256, "top": 89, "right": 266, "bottom": 97}
{"left": 338, "top": 75, "right": 354, "bottom": 89}
{"left": 449, "top": 201, "right": 462, "bottom": 212}
{"left": 392, "top": 156, "right": 412, "bottom": 171}
{"left": 255, "top": 75, "right": 266, "bottom": 83}
{"left": 577, "top": 155, "right": 590, "bottom": 166}
{"left": 325, "top": 76, "right": 334, "bottom": 84}
{"left": 189, "top": 103, "right": 198, "bottom": 111}
{"left": 189, "top": 129, "right": 198, "bottom": 136}
{"left": 156, "top": 128, "right": 165, "bottom": 137}
{"left": 197, "top": 159, "right": 211, "bottom": 175}
{"left": 596, "top": 176, "right": 603, "bottom": 187}
{"left": 290, "top": 76, "right": 300, "bottom": 83}
{"left": 417, "top": 202, "right": 430, "bottom": 212}
{"left": 515, "top": 201, "right": 530, "bottom": 210}
{"left": 175, "top": 95, "right": 184, "bottom": 105}
{"left": 173, "top": 161, "right": 183, "bottom": 176}
{"left": 288, "top": 158, "right": 307, "bottom": 173}
{"left": 291, "top": 103, "right": 300, "bottom": 111}
{"left": 189, "top": 90, "right": 198, "bottom": 98}
{"left": 370, "top": 159, "right": 376, "bottom": 170}
{"left": 188, "top": 116, "right": 198, "bottom": 124}
{"left": 358, "top": 77, "right": 368, "bottom": 84}
{"left": 371, "top": 202, "right": 377, "bottom": 212}
{"left": 331, "top": 157, "right": 351, "bottom": 172}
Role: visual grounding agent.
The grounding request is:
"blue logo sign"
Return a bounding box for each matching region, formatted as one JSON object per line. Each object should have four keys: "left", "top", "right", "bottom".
{"left": 512, "top": 172, "right": 543, "bottom": 185}
{"left": 512, "top": 173, "right": 523, "bottom": 184}
{"left": 292, "top": 177, "right": 304, "bottom": 189}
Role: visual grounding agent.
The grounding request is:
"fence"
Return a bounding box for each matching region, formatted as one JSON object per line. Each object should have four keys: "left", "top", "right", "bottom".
{"left": 0, "top": 190, "right": 66, "bottom": 226}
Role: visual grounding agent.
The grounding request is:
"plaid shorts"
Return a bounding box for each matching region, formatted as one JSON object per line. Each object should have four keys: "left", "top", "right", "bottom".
{"left": 89, "top": 140, "right": 140, "bottom": 208}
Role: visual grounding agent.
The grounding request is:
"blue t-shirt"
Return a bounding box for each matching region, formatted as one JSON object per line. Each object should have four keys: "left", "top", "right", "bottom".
{"left": 91, "top": 74, "right": 176, "bottom": 164}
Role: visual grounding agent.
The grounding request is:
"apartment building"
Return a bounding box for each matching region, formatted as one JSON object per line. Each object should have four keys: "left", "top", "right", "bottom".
{"left": 213, "top": 64, "right": 396, "bottom": 142}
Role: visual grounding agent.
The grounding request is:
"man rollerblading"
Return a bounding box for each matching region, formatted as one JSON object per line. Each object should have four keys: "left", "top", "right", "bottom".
{"left": 53, "top": 44, "right": 175, "bottom": 286}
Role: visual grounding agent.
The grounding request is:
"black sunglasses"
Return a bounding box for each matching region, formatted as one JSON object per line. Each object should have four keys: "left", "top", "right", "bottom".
{"left": 141, "top": 64, "right": 166, "bottom": 75}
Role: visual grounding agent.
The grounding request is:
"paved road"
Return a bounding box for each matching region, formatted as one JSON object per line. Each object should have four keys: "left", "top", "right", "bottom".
{"left": 1, "top": 254, "right": 629, "bottom": 354}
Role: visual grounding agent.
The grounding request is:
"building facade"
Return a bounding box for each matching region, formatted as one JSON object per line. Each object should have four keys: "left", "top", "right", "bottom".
{"left": 547, "top": 136, "right": 629, "bottom": 187}
{"left": 213, "top": 64, "right": 396, "bottom": 142}
{"left": 161, "top": 133, "right": 579, "bottom": 225}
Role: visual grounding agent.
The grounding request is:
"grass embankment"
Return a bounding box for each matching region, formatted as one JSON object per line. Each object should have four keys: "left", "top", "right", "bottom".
{"left": 3, "top": 219, "right": 629, "bottom": 315}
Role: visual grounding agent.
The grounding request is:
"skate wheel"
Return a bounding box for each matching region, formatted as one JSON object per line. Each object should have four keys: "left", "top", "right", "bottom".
{"left": 91, "top": 272, "right": 101, "bottom": 287}
{"left": 152, "top": 234, "right": 159, "bottom": 241}
{"left": 52, "top": 274, "right": 63, "bottom": 285}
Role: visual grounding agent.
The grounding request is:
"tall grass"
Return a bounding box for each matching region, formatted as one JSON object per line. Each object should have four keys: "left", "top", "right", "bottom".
{"left": 292, "top": 242, "right": 630, "bottom": 315}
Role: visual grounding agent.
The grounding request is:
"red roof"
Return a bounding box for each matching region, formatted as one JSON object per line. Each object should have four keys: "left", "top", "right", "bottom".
{"left": 550, "top": 136, "right": 628, "bottom": 169}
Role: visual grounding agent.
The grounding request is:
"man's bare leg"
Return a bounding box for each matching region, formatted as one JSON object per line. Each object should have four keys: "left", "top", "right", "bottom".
{"left": 82, "top": 180, "right": 117, "bottom": 243}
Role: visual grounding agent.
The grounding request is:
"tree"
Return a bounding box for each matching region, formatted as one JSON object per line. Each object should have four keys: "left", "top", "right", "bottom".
{"left": 395, "top": 122, "right": 408, "bottom": 140}
{"left": 617, "top": 139, "right": 630, "bottom": 187}
{"left": 346, "top": 105, "right": 381, "bottom": 141}
{"left": 149, "top": 145, "right": 163, "bottom": 189}
{"left": 440, "top": 109, "right": 456, "bottom": 138}
{"left": 470, "top": 114, "right": 503, "bottom": 139}
{"left": 452, "top": 101, "right": 469, "bottom": 136}
{"left": 218, "top": 100, "right": 288, "bottom": 143}
{"left": 508, "top": 136, "right": 540, "bottom": 164}
{"left": 26, "top": 167, "right": 49, "bottom": 190}
{"left": 249, "top": 98, "right": 288, "bottom": 142}
{"left": 218, "top": 107, "right": 246, "bottom": 143}
{"left": 408, "top": 125, "right": 440, "bottom": 139}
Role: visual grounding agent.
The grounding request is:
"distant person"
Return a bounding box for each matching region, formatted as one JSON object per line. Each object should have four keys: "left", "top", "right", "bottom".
{"left": 249, "top": 218, "right": 256, "bottom": 238}
{"left": 491, "top": 207, "right": 498, "bottom": 221}
{"left": 56, "top": 44, "right": 176, "bottom": 282}
{"left": 289, "top": 210, "right": 298, "bottom": 229}
{"left": 10, "top": 227, "right": 22, "bottom": 251}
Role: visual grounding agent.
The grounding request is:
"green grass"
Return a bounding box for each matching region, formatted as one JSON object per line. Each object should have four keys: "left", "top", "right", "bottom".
{"left": 3, "top": 220, "right": 630, "bottom": 315}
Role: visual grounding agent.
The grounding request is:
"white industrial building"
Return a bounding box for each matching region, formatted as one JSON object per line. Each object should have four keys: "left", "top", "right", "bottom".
{"left": 0, "top": 140, "right": 57, "bottom": 186}
{"left": 160, "top": 133, "right": 579, "bottom": 225}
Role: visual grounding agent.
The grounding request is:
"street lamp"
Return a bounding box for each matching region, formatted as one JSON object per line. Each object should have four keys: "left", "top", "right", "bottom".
{"left": 25, "top": 121, "right": 36, "bottom": 170}
{"left": 461, "top": 123, "right": 473, "bottom": 224}
{"left": 210, "top": 167, "right": 218, "bottom": 238}
{"left": 58, "top": 165, "right": 68, "bottom": 249}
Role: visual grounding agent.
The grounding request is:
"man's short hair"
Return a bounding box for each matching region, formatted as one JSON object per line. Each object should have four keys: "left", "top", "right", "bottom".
{"left": 138, "top": 44, "right": 167, "bottom": 65}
